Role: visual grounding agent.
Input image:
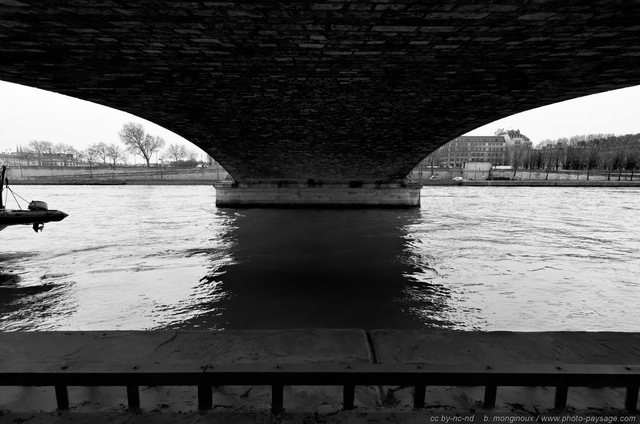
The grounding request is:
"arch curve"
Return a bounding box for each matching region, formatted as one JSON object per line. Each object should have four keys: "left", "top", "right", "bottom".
{"left": 1, "top": 2, "right": 640, "bottom": 196}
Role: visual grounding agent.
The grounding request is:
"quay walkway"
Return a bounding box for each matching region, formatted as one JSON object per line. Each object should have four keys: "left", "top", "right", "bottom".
{"left": 1, "top": 330, "right": 639, "bottom": 422}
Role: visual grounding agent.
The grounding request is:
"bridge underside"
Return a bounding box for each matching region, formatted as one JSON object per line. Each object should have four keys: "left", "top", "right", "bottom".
{"left": 2, "top": 2, "right": 640, "bottom": 206}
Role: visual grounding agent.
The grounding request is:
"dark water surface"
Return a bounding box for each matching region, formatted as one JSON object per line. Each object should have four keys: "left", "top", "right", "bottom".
{"left": 1, "top": 185, "right": 638, "bottom": 331}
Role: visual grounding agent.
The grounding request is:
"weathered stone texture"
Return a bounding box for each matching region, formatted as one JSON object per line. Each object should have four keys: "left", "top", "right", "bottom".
{"left": 1, "top": 2, "right": 640, "bottom": 184}
{"left": 213, "top": 182, "right": 421, "bottom": 207}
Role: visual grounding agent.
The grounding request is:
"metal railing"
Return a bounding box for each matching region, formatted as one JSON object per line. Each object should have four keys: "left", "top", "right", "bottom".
{"left": 1, "top": 363, "right": 638, "bottom": 413}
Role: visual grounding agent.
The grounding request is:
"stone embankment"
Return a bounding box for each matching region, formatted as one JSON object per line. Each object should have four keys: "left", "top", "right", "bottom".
{"left": 1, "top": 330, "right": 639, "bottom": 423}
{"left": 411, "top": 168, "right": 639, "bottom": 186}
{"left": 422, "top": 180, "right": 640, "bottom": 187}
{"left": 4, "top": 166, "right": 639, "bottom": 187}
{"left": 4, "top": 166, "right": 229, "bottom": 185}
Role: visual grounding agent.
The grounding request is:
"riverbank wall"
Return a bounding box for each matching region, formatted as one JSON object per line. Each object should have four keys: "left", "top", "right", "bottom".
{"left": 5, "top": 167, "right": 639, "bottom": 187}
{"left": 422, "top": 180, "right": 640, "bottom": 187}
{"left": 1, "top": 330, "right": 639, "bottom": 421}
{"left": 411, "top": 168, "right": 639, "bottom": 185}
{"left": 4, "top": 166, "right": 229, "bottom": 185}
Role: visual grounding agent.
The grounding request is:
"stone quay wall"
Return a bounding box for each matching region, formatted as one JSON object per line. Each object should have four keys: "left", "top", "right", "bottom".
{"left": 1, "top": 330, "right": 639, "bottom": 418}
{"left": 4, "top": 166, "right": 229, "bottom": 183}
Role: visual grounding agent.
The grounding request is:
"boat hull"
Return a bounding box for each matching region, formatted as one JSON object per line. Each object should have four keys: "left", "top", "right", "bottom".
{"left": 0, "top": 209, "right": 68, "bottom": 226}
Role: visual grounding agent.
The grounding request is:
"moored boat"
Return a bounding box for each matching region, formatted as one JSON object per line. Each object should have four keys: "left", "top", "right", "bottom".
{"left": 0, "top": 165, "right": 68, "bottom": 232}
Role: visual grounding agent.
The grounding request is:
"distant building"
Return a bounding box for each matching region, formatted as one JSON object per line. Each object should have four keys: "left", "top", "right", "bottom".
{"left": 419, "top": 135, "right": 507, "bottom": 168}
{"left": 0, "top": 146, "right": 37, "bottom": 166}
{"left": 446, "top": 136, "right": 507, "bottom": 167}
{"left": 40, "top": 153, "right": 77, "bottom": 166}
{"left": 493, "top": 129, "right": 533, "bottom": 167}
{"left": 538, "top": 140, "right": 565, "bottom": 150}
{"left": 495, "top": 129, "right": 533, "bottom": 149}
{"left": 0, "top": 147, "right": 80, "bottom": 167}
{"left": 408, "top": 135, "right": 507, "bottom": 182}
{"left": 410, "top": 131, "right": 536, "bottom": 180}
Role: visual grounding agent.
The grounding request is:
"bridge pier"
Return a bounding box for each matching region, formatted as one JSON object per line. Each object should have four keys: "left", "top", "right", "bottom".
{"left": 213, "top": 182, "right": 422, "bottom": 208}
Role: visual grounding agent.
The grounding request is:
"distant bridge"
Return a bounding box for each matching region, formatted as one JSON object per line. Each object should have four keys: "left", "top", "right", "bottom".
{"left": 2, "top": 2, "right": 640, "bottom": 205}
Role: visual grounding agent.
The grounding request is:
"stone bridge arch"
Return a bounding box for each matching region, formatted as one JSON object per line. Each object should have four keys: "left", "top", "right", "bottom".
{"left": 1, "top": 2, "right": 640, "bottom": 206}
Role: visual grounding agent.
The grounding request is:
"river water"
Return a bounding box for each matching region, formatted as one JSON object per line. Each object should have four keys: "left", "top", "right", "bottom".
{"left": 0, "top": 185, "right": 638, "bottom": 332}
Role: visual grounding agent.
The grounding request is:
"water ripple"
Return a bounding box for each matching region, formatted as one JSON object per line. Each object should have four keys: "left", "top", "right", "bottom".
{"left": 1, "top": 185, "right": 639, "bottom": 331}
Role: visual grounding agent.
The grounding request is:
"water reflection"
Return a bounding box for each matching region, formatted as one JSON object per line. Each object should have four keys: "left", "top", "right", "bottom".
{"left": 174, "top": 208, "right": 455, "bottom": 330}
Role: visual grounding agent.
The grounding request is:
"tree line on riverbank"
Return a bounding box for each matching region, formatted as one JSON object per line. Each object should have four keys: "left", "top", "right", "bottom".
{"left": 12, "top": 122, "right": 206, "bottom": 170}
{"left": 515, "top": 133, "right": 639, "bottom": 180}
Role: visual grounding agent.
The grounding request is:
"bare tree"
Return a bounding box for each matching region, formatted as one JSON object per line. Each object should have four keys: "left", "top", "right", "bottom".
{"left": 187, "top": 149, "right": 200, "bottom": 162}
{"left": 80, "top": 146, "right": 100, "bottom": 178}
{"left": 610, "top": 150, "right": 625, "bottom": 181}
{"left": 83, "top": 145, "right": 99, "bottom": 166}
{"left": 542, "top": 149, "right": 554, "bottom": 180}
{"left": 521, "top": 149, "right": 533, "bottom": 172}
{"left": 42, "top": 141, "right": 56, "bottom": 155}
{"left": 511, "top": 147, "right": 525, "bottom": 179}
{"left": 564, "top": 145, "right": 582, "bottom": 177}
{"left": 532, "top": 149, "right": 544, "bottom": 171}
{"left": 106, "top": 144, "right": 125, "bottom": 170}
{"left": 145, "top": 135, "right": 166, "bottom": 165}
{"left": 425, "top": 149, "right": 443, "bottom": 176}
{"left": 55, "top": 143, "right": 79, "bottom": 166}
{"left": 626, "top": 150, "right": 639, "bottom": 181}
{"left": 118, "top": 122, "right": 165, "bottom": 167}
{"left": 584, "top": 144, "right": 600, "bottom": 180}
{"left": 88, "top": 142, "right": 110, "bottom": 166}
{"left": 164, "top": 143, "right": 188, "bottom": 167}
{"left": 26, "top": 140, "right": 54, "bottom": 165}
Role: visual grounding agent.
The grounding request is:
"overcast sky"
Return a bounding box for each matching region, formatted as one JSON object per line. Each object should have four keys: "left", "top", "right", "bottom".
{"left": 465, "top": 85, "right": 640, "bottom": 141}
{"left": 1, "top": 80, "right": 639, "bottom": 157}
{"left": 0, "top": 81, "right": 206, "bottom": 162}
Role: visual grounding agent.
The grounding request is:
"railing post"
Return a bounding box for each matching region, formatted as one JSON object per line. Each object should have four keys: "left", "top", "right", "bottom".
{"left": 55, "top": 385, "right": 69, "bottom": 410}
{"left": 198, "top": 384, "right": 212, "bottom": 410}
{"left": 343, "top": 384, "right": 355, "bottom": 410}
{"left": 414, "top": 385, "right": 426, "bottom": 409}
{"left": 483, "top": 385, "right": 497, "bottom": 408}
{"left": 554, "top": 385, "right": 568, "bottom": 409}
{"left": 127, "top": 385, "right": 140, "bottom": 411}
{"left": 271, "top": 383, "right": 284, "bottom": 415}
{"left": 625, "top": 385, "right": 639, "bottom": 412}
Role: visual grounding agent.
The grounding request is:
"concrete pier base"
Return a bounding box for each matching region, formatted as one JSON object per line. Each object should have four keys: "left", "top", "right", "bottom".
{"left": 213, "top": 182, "right": 422, "bottom": 207}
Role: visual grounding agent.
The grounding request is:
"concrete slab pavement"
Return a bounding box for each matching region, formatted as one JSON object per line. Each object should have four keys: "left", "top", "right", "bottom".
{"left": 1, "top": 330, "right": 640, "bottom": 421}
